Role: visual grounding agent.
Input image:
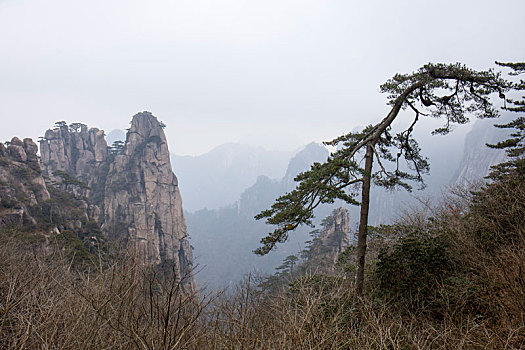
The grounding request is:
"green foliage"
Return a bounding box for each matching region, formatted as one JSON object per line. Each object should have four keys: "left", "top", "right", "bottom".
{"left": 31, "top": 186, "right": 88, "bottom": 230}
{"left": 376, "top": 234, "right": 454, "bottom": 303}
{"left": 487, "top": 62, "right": 525, "bottom": 178}
{"left": 495, "top": 61, "right": 525, "bottom": 113}
{"left": 380, "top": 63, "right": 505, "bottom": 126}
{"left": 54, "top": 121, "right": 67, "bottom": 128}
{"left": 256, "top": 62, "right": 508, "bottom": 256}
{"left": 52, "top": 170, "right": 89, "bottom": 190}
{"left": 11, "top": 166, "right": 35, "bottom": 179}
{"left": 274, "top": 254, "right": 299, "bottom": 276}
{"left": 473, "top": 61, "right": 525, "bottom": 248}
{"left": 468, "top": 170, "right": 525, "bottom": 251}
{"left": 108, "top": 140, "right": 125, "bottom": 156}
{"left": 83, "top": 220, "right": 102, "bottom": 236}
{"left": 68, "top": 122, "right": 86, "bottom": 133}
{"left": 372, "top": 159, "right": 525, "bottom": 322}
{"left": 54, "top": 230, "right": 92, "bottom": 264}
{"left": 261, "top": 209, "right": 351, "bottom": 293}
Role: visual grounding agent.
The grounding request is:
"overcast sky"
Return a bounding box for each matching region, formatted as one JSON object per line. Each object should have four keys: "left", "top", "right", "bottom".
{"left": 0, "top": 0, "right": 524, "bottom": 155}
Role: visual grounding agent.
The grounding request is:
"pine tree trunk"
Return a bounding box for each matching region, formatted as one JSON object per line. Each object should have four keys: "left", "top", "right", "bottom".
{"left": 356, "top": 143, "right": 373, "bottom": 296}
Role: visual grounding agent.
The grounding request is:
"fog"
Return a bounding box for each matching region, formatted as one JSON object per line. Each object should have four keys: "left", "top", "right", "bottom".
{"left": 0, "top": 0, "right": 524, "bottom": 155}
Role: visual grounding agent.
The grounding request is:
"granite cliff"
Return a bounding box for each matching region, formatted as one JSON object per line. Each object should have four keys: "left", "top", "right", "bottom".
{"left": 39, "top": 122, "right": 108, "bottom": 220}
{"left": 0, "top": 137, "right": 49, "bottom": 227}
{"left": 303, "top": 207, "right": 350, "bottom": 274}
{"left": 103, "top": 113, "right": 193, "bottom": 277}
{"left": 36, "top": 112, "right": 194, "bottom": 284}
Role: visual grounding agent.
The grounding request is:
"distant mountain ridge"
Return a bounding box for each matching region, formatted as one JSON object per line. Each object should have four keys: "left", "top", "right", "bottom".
{"left": 238, "top": 142, "right": 329, "bottom": 217}
{"left": 171, "top": 143, "right": 292, "bottom": 212}
{"left": 186, "top": 119, "right": 509, "bottom": 290}
{"left": 450, "top": 117, "right": 509, "bottom": 186}
{"left": 187, "top": 142, "right": 330, "bottom": 289}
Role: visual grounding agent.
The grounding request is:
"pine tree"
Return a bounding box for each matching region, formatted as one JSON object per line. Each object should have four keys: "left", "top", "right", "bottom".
{"left": 255, "top": 63, "right": 509, "bottom": 295}
{"left": 487, "top": 62, "right": 525, "bottom": 178}
{"left": 108, "top": 140, "right": 125, "bottom": 156}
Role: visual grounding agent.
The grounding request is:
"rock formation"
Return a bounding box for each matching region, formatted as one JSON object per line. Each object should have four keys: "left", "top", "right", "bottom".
{"left": 0, "top": 137, "right": 50, "bottom": 227}
{"left": 39, "top": 122, "right": 108, "bottom": 219}
{"left": 305, "top": 207, "right": 350, "bottom": 274}
{"left": 38, "top": 112, "right": 194, "bottom": 286}
{"left": 103, "top": 112, "right": 193, "bottom": 279}
{"left": 450, "top": 117, "right": 508, "bottom": 186}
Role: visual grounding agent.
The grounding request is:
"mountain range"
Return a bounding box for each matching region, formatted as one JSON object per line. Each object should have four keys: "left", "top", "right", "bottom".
{"left": 97, "top": 115, "right": 511, "bottom": 290}
{"left": 178, "top": 117, "right": 510, "bottom": 290}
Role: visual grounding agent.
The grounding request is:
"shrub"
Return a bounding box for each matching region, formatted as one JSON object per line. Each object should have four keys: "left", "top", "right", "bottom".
{"left": 468, "top": 170, "right": 525, "bottom": 250}
{"left": 376, "top": 233, "right": 454, "bottom": 315}
{"left": 10, "top": 166, "right": 34, "bottom": 179}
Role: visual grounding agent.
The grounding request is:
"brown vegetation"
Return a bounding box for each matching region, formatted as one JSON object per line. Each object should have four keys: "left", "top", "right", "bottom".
{"left": 2, "top": 164, "right": 525, "bottom": 349}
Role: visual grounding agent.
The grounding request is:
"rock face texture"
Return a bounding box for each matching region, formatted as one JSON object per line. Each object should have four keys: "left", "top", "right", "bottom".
{"left": 0, "top": 137, "right": 50, "bottom": 227}
{"left": 307, "top": 207, "right": 350, "bottom": 273}
{"left": 39, "top": 123, "right": 108, "bottom": 217}
{"left": 38, "top": 112, "right": 194, "bottom": 285}
{"left": 40, "top": 123, "right": 108, "bottom": 179}
{"left": 450, "top": 117, "right": 508, "bottom": 186}
{"left": 103, "top": 112, "right": 193, "bottom": 279}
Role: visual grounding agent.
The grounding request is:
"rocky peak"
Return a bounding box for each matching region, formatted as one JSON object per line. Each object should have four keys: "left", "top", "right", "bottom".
{"left": 40, "top": 122, "right": 108, "bottom": 181}
{"left": 6, "top": 137, "right": 37, "bottom": 163}
{"left": 283, "top": 142, "right": 328, "bottom": 188}
{"left": 103, "top": 112, "right": 194, "bottom": 287}
{"left": 450, "top": 117, "right": 508, "bottom": 186}
{"left": 23, "top": 138, "right": 39, "bottom": 162}
{"left": 39, "top": 122, "right": 108, "bottom": 221}
{"left": 36, "top": 113, "right": 195, "bottom": 289}
{"left": 306, "top": 207, "right": 350, "bottom": 273}
{"left": 320, "top": 207, "right": 350, "bottom": 240}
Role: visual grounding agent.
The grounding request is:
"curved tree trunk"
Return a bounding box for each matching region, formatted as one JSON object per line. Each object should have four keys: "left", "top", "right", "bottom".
{"left": 356, "top": 143, "right": 373, "bottom": 296}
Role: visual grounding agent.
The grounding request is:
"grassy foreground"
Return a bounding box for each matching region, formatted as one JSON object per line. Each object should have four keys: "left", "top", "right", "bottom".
{"left": 1, "top": 167, "right": 524, "bottom": 349}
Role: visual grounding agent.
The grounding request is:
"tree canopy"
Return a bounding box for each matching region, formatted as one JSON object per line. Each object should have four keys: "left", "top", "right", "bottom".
{"left": 255, "top": 62, "right": 509, "bottom": 295}
{"left": 487, "top": 62, "right": 525, "bottom": 178}
{"left": 256, "top": 63, "right": 507, "bottom": 254}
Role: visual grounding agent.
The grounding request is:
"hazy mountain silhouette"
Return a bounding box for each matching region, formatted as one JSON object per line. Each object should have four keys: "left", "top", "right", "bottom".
{"left": 185, "top": 120, "right": 509, "bottom": 290}
{"left": 187, "top": 143, "right": 329, "bottom": 290}
{"left": 171, "top": 143, "right": 292, "bottom": 212}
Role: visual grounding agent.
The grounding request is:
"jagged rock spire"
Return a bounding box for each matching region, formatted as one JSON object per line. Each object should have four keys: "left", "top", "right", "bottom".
{"left": 38, "top": 112, "right": 195, "bottom": 289}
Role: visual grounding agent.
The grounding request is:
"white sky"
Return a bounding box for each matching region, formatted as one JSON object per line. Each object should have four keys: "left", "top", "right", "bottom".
{"left": 0, "top": 0, "right": 524, "bottom": 155}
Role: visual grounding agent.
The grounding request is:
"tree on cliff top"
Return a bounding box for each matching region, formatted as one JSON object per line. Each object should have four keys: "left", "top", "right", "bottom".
{"left": 255, "top": 62, "right": 509, "bottom": 295}
{"left": 487, "top": 62, "right": 525, "bottom": 178}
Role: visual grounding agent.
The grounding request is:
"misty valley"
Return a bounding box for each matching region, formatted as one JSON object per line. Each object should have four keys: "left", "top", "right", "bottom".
{"left": 0, "top": 25, "right": 524, "bottom": 345}
{"left": 2, "top": 85, "right": 525, "bottom": 347}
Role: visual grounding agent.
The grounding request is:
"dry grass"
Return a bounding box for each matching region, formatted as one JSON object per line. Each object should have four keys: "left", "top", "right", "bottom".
{"left": 0, "top": 236, "right": 206, "bottom": 349}
{"left": 1, "top": 235, "right": 524, "bottom": 349}
{"left": 196, "top": 273, "right": 525, "bottom": 349}
{"left": 2, "top": 174, "right": 525, "bottom": 349}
